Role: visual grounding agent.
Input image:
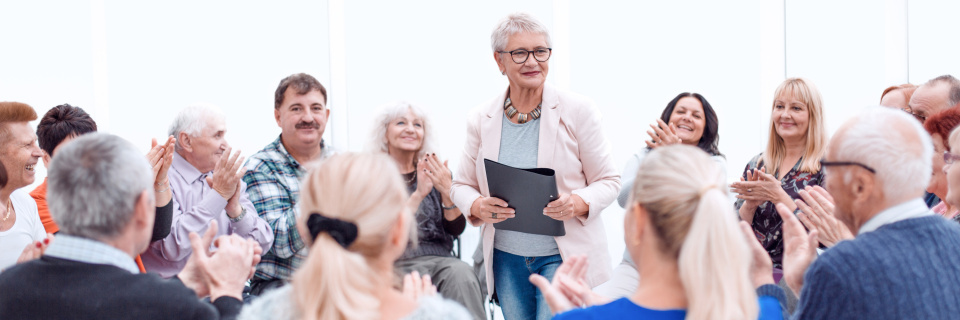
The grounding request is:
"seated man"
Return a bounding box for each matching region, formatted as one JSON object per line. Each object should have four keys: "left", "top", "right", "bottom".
{"left": 0, "top": 102, "right": 47, "bottom": 271}
{"left": 0, "top": 133, "right": 260, "bottom": 319}
{"left": 771, "top": 107, "right": 960, "bottom": 319}
{"left": 243, "top": 73, "right": 334, "bottom": 294}
{"left": 141, "top": 105, "right": 272, "bottom": 278}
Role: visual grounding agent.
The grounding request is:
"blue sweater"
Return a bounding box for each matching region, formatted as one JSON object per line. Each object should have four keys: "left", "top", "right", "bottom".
{"left": 793, "top": 216, "right": 960, "bottom": 319}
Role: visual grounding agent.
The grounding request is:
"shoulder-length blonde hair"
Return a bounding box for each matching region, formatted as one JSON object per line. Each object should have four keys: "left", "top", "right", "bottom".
{"left": 292, "top": 152, "right": 412, "bottom": 320}
{"left": 367, "top": 101, "right": 437, "bottom": 165}
{"left": 763, "top": 77, "right": 828, "bottom": 175}
{"left": 630, "top": 145, "right": 758, "bottom": 320}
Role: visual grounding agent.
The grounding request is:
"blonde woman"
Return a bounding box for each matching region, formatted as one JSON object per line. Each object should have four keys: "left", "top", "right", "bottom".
{"left": 368, "top": 101, "right": 484, "bottom": 319}
{"left": 730, "top": 77, "right": 828, "bottom": 270}
{"left": 531, "top": 145, "right": 784, "bottom": 319}
{"left": 239, "top": 153, "right": 471, "bottom": 320}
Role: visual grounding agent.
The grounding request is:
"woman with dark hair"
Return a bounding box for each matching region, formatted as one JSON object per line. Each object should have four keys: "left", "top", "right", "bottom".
{"left": 595, "top": 92, "right": 725, "bottom": 298}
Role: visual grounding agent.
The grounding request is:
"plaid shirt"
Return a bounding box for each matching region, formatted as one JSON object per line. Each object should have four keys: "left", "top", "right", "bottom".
{"left": 242, "top": 135, "right": 334, "bottom": 281}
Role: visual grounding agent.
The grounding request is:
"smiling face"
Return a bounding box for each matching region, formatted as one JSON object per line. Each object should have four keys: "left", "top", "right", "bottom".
{"left": 946, "top": 137, "right": 960, "bottom": 209}
{"left": 0, "top": 122, "right": 43, "bottom": 190}
{"left": 668, "top": 97, "right": 706, "bottom": 145}
{"left": 184, "top": 116, "right": 228, "bottom": 173}
{"left": 494, "top": 32, "right": 550, "bottom": 90}
{"left": 275, "top": 88, "right": 329, "bottom": 153}
{"left": 772, "top": 90, "right": 811, "bottom": 142}
{"left": 385, "top": 108, "right": 424, "bottom": 155}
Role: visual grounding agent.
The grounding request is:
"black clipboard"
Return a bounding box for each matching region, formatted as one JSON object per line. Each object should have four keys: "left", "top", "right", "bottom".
{"left": 484, "top": 159, "right": 565, "bottom": 236}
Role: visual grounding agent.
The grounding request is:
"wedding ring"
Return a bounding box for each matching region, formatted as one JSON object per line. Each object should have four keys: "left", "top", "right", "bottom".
{"left": 492, "top": 212, "right": 498, "bottom": 219}
{"left": 747, "top": 189, "right": 753, "bottom": 192}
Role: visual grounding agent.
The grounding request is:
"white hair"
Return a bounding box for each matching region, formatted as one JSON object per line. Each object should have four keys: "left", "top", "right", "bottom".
{"left": 490, "top": 12, "right": 552, "bottom": 52}
{"left": 367, "top": 101, "right": 437, "bottom": 162}
{"left": 168, "top": 103, "right": 225, "bottom": 151}
{"left": 832, "top": 106, "right": 933, "bottom": 201}
{"left": 48, "top": 133, "right": 153, "bottom": 240}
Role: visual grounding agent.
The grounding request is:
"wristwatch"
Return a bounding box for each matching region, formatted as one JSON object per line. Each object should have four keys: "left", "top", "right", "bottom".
{"left": 229, "top": 207, "right": 246, "bottom": 223}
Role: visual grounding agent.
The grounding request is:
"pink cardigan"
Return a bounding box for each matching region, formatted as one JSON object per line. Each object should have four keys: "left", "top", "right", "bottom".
{"left": 451, "top": 83, "right": 620, "bottom": 298}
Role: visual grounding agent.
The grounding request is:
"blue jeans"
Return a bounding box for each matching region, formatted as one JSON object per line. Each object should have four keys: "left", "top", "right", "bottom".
{"left": 493, "top": 249, "right": 562, "bottom": 320}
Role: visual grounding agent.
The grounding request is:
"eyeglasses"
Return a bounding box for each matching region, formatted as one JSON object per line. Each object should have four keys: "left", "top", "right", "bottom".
{"left": 497, "top": 48, "right": 552, "bottom": 64}
{"left": 944, "top": 151, "right": 960, "bottom": 165}
{"left": 819, "top": 159, "right": 876, "bottom": 173}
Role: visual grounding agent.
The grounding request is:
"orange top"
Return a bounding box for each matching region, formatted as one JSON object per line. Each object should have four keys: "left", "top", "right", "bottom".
{"left": 29, "top": 179, "right": 59, "bottom": 234}
{"left": 30, "top": 178, "right": 147, "bottom": 273}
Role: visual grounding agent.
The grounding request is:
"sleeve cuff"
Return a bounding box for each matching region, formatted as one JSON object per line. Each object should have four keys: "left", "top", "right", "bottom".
{"left": 211, "top": 296, "right": 243, "bottom": 319}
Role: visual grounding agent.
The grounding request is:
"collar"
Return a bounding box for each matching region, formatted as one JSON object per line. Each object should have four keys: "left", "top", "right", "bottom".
{"left": 171, "top": 152, "right": 208, "bottom": 183}
{"left": 858, "top": 198, "right": 931, "bottom": 235}
{"left": 484, "top": 82, "right": 560, "bottom": 118}
{"left": 273, "top": 135, "right": 330, "bottom": 167}
{"left": 45, "top": 235, "right": 140, "bottom": 273}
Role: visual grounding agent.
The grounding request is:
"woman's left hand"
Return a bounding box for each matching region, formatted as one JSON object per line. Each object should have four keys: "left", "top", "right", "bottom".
{"left": 401, "top": 270, "right": 437, "bottom": 301}
{"left": 544, "top": 194, "right": 588, "bottom": 221}
{"left": 730, "top": 169, "right": 788, "bottom": 203}
{"left": 421, "top": 153, "right": 452, "bottom": 196}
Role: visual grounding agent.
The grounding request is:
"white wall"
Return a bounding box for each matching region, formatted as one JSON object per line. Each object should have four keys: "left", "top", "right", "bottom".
{"left": 2, "top": 0, "right": 958, "bottom": 304}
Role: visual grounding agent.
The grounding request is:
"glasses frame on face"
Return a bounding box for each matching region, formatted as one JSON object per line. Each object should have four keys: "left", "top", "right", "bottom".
{"left": 497, "top": 47, "right": 552, "bottom": 64}
{"left": 944, "top": 151, "right": 960, "bottom": 166}
{"left": 819, "top": 159, "right": 876, "bottom": 173}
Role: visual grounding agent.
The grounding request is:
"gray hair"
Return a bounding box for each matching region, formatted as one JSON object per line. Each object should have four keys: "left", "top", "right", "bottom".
{"left": 168, "top": 104, "right": 225, "bottom": 151}
{"left": 927, "top": 74, "right": 960, "bottom": 106}
{"left": 832, "top": 107, "right": 933, "bottom": 201}
{"left": 490, "top": 12, "right": 552, "bottom": 52}
{"left": 48, "top": 133, "right": 153, "bottom": 240}
{"left": 367, "top": 101, "right": 437, "bottom": 163}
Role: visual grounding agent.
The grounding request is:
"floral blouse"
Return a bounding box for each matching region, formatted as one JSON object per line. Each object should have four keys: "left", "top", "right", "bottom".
{"left": 735, "top": 153, "right": 823, "bottom": 268}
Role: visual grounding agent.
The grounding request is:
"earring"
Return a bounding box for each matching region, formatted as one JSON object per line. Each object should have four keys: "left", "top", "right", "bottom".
{"left": 501, "top": 70, "right": 505, "bottom": 75}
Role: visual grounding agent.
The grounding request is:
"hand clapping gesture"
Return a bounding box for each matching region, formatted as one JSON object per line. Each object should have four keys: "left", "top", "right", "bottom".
{"left": 645, "top": 119, "right": 682, "bottom": 149}
{"left": 795, "top": 186, "right": 853, "bottom": 247}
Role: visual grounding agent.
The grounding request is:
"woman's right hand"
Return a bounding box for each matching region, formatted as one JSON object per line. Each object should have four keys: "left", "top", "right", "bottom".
{"left": 645, "top": 119, "right": 682, "bottom": 149}
{"left": 730, "top": 168, "right": 765, "bottom": 208}
{"left": 470, "top": 196, "right": 516, "bottom": 224}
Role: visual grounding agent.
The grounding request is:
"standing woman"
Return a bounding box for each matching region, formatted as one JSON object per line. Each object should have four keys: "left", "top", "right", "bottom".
{"left": 731, "top": 78, "right": 828, "bottom": 270}
{"left": 451, "top": 13, "right": 620, "bottom": 320}
{"left": 596, "top": 92, "right": 724, "bottom": 299}
{"left": 369, "top": 101, "right": 485, "bottom": 319}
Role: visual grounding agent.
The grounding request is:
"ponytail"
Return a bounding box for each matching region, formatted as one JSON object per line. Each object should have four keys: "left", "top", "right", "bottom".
{"left": 678, "top": 188, "right": 758, "bottom": 320}
{"left": 293, "top": 235, "right": 379, "bottom": 320}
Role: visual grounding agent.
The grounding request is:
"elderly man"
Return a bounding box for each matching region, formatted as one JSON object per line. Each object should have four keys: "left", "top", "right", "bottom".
{"left": 243, "top": 73, "right": 334, "bottom": 295}
{"left": 141, "top": 105, "right": 272, "bottom": 278}
{"left": 908, "top": 74, "right": 960, "bottom": 121}
{"left": 0, "top": 102, "right": 48, "bottom": 271}
{"left": 763, "top": 107, "right": 960, "bottom": 319}
{"left": 0, "top": 133, "right": 260, "bottom": 319}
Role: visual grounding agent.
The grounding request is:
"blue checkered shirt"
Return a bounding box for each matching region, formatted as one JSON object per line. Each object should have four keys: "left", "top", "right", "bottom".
{"left": 242, "top": 135, "right": 334, "bottom": 281}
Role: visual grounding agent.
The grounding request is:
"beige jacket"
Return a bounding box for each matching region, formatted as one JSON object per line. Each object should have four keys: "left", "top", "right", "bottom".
{"left": 451, "top": 83, "right": 620, "bottom": 299}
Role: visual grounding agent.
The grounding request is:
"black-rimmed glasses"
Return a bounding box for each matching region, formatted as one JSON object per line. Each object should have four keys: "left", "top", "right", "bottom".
{"left": 819, "top": 159, "right": 876, "bottom": 173}
{"left": 944, "top": 151, "right": 960, "bottom": 165}
{"left": 498, "top": 48, "right": 552, "bottom": 64}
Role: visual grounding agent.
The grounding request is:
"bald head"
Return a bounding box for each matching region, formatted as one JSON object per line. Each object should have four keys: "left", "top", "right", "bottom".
{"left": 910, "top": 75, "right": 960, "bottom": 120}
{"left": 831, "top": 107, "right": 932, "bottom": 202}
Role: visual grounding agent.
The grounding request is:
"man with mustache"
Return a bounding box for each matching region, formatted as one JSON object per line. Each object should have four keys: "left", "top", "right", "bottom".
{"left": 141, "top": 104, "right": 273, "bottom": 278}
{"left": 242, "top": 73, "right": 335, "bottom": 295}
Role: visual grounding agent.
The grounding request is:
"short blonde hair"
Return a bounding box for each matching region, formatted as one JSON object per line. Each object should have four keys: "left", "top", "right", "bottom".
{"left": 292, "top": 152, "right": 412, "bottom": 320}
{"left": 490, "top": 12, "right": 552, "bottom": 52}
{"left": 630, "top": 145, "right": 758, "bottom": 320}
{"left": 367, "top": 101, "right": 437, "bottom": 164}
{"left": 764, "top": 78, "right": 828, "bottom": 175}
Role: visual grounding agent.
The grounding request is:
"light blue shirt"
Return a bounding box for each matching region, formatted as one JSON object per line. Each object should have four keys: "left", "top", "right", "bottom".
{"left": 45, "top": 234, "right": 139, "bottom": 273}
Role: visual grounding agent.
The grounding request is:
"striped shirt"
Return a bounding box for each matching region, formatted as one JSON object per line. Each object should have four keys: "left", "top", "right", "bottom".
{"left": 242, "top": 135, "right": 334, "bottom": 281}
{"left": 45, "top": 234, "right": 140, "bottom": 274}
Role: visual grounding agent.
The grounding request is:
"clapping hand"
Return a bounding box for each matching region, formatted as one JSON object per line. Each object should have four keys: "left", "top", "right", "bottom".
{"left": 401, "top": 270, "right": 437, "bottom": 301}
{"left": 777, "top": 203, "right": 820, "bottom": 296}
{"left": 529, "top": 256, "right": 609, "bottom": 315}
{"left": 795, "top": 186, "right": 853, "bottom": 247}
{"left": 645, "top": 119, "right": 682, "bottom": 149}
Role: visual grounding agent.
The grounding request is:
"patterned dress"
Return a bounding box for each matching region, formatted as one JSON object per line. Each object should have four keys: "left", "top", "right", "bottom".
{"left": 735, "top": 153, "right": 823, "bottom": 268}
